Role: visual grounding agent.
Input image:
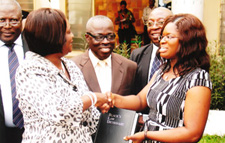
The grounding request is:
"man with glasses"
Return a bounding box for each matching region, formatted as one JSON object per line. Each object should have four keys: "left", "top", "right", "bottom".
{"left": 71, "top": 15, "right": 137, "bottom": 96}
{"left": 130, "top": 7, "right": 172, "bottom": 113}
{"left": 0, "top": 0, "right": 28, "bottom": 143}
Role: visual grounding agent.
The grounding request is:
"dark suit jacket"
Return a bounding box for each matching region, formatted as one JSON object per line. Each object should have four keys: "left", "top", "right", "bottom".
{"left": 0, "top": 35, "right": 28, "bottom": 143}
{"left": 130, "top": 44, "right": 154, "bottom": 94}
{"left": 0, "top": 87, "right": 6, "bottom": 143}
{"left": 71, "top": 50, "right": 137, "bottom": 95}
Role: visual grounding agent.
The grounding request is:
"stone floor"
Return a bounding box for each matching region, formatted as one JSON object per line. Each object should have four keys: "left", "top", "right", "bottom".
{"left": 204, "top": 110, "right": 225, "bottom": 136}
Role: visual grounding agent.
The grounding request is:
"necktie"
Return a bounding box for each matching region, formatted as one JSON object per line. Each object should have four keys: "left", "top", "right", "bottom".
{"left": 97, "top": 60, "right": 110, "bottom": 93}
{"left": 149, "top": 55, "right": 160, "bottom": 81}
{"left": 7, "top": 44, "right": 24, "bottom": 128}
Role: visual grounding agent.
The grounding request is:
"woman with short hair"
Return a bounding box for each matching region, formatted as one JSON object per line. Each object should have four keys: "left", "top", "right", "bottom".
{"left": 16, "top": 8, "right": 109, "bottom": 143}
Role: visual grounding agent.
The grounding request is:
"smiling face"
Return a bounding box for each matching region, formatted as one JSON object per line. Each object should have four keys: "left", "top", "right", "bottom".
{"left": 0, "top": 2, "right": 22, "bottom": 44}
{"left": 147, "top": 7, "right": 172, "bottom": 46}
{"left": 86, "top": 18, "right": 115, "bottom": 60}
{"left": 159, "top": 22, "right": 180, "bottom": 62}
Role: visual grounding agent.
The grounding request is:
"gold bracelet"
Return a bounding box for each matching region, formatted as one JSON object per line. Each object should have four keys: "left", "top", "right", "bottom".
{"left": 144, "top": 130, "right": 148, "bottom": 140}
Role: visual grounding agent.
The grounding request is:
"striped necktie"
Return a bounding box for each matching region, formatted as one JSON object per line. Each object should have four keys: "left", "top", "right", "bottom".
{"left": 149, "top": 55, "right": 160, "bottom": 81}
{"left": 7, "top": 43, "right": 24, "bottom": 128}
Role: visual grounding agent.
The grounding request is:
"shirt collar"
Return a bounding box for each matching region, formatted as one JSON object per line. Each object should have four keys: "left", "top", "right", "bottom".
{"left": 0, "top": 34, "right": 22, "bottom": 47}
{"left": 14, "top": 35, "right": 23, "bottom": 47}
{"left": 153, "top": 43, "right": 158, "bottom": 50}
{"left": 0, "top": 40, "right": 5, "bottom": 47}
{"left": 89, "top": 49, "right": 112, "bottom": 68}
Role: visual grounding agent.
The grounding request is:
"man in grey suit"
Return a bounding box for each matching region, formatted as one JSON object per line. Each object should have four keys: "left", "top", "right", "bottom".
{"left": 71, "top": 15, "right": 137, "bottom": 96}
{"left": 130, "top": 7, "right": 172, "bottom": 113}
{"left": 0, "top": 1, "right": 28, "bottom": 143}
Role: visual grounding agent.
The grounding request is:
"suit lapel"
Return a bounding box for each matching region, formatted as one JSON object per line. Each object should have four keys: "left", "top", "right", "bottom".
{"left": 111, "top": 53, "right": 123, "bottom": 93}
{"left": 141, "top": 44, "right": 154, "bottom": 82}
{"left": 79, "top": 51, "right": 101, "bottom": 92}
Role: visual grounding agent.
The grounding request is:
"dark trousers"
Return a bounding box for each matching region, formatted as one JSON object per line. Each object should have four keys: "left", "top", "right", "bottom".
{"left": 5, "top": 127, "right": 24, "bottom": 143}
{"left": 118, "top": 28, "right": 132, "bottom": 49}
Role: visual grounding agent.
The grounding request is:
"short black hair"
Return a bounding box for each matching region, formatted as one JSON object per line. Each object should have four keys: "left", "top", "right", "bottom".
{"left": 120, "top": 0, "right": 127, "bottom": 6}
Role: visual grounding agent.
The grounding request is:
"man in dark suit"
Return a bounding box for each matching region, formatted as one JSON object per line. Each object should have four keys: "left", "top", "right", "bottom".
{"left": 0, "top": 1, "right": 28, "bottom": 143}
{"left": 71, "top": 15, "right": 137, "bottom": 96}
{"left": 130, "top": 7, "right": 172, "bottom": 113}
{"left": 0, "top": 87, "right": 6, "bottom": 143}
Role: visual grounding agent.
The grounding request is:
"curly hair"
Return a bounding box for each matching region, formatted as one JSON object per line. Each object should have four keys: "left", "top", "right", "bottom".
{"left": 160, "top": 13, "right": 210, "bottom": 75}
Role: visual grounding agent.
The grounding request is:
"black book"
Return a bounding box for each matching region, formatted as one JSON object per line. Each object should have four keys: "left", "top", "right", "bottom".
{"left": 94, "top": 107, "right": 139, "bottom": 143}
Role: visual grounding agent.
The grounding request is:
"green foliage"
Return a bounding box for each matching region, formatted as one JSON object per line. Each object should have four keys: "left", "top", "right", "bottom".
{"left": 207, "top": 41, "right": 225, "bottom": 110}
{"left": 113, "top": 35, "right": 142, "bottom": 59}
{"left": 113, "top": 42, "right": 131, "bottom": 58}
{"left": 130, "top": 35, "right": 142, "bottom": 50}
{"left": 72, "top": 34, "right": 88, "bottom": 52}
{"left": 199, "top": 135, "right": 225, "bottom": 143}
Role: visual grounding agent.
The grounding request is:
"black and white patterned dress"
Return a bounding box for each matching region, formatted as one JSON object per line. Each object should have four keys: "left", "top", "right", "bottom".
{"left": 16, "top": 51, "right": 100, "bottom": 143}
{"left": 145, "top": 68, "right": 212, "bottom": 143}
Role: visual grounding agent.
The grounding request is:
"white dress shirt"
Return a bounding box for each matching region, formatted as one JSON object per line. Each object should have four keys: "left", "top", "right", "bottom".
{"left": 0, "top": 35, "right": 24, "bottom": 127}
{"left": 89, "top": 49, "right": 112, "bottom": 93}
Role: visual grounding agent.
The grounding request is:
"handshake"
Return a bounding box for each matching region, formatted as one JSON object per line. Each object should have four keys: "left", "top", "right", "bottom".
{"left": 94, "top": 92, "right": 115, "bottom": 113}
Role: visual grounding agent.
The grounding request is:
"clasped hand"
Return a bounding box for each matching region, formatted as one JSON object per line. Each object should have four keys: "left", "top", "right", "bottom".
{"left": 96, "top": 92, "right": 114, "bottom": 113}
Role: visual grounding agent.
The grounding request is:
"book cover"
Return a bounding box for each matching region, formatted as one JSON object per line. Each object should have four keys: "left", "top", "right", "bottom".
{"left": 94, "top": 107, "right": 139, "bottom": 143}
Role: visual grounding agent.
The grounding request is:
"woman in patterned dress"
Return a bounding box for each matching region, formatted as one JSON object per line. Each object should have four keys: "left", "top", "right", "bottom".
{"left": 16, "top": 8, "right": 110, "bottom": 143}
{"left": 109, "top": 14, "right": 212, "bottom": 143}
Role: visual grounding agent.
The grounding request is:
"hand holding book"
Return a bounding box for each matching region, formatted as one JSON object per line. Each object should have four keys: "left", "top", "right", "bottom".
{"left": 123, "top": 131, "right": 147, "bottom": 143}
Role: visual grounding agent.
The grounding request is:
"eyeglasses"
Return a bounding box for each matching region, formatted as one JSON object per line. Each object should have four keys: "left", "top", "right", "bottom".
{"left": 86, "top": 32, "right": 116, "bottom": 42}
{"left": 147, "top": 20, "right": 164, "bottom": 27}
{"left": 159, "top": 35, "right": 179, "bottom": 41}
{"left": 0, "top": 18, "right": 21, "bottom": 27}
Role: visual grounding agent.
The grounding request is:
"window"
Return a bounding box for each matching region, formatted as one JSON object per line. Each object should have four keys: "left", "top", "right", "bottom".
{"left": 67, "top": 0, "right": 93, "bottom": 51}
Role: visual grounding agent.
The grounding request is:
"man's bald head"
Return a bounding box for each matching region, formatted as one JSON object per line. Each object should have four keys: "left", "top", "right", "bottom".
{"left": 0, "top": 0, "right": 22, "bottom": 44}
{"left": 86, "top": 15, "right": 114, "bottom": 33}
{"left": 149, "top": 7, "right": 172, "bottom": 19}
{"left": 147, "top": 7, "right": 173, "bottom": 46}
{"left": 0, "top": 0, "right": 22, "bottom": 16}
